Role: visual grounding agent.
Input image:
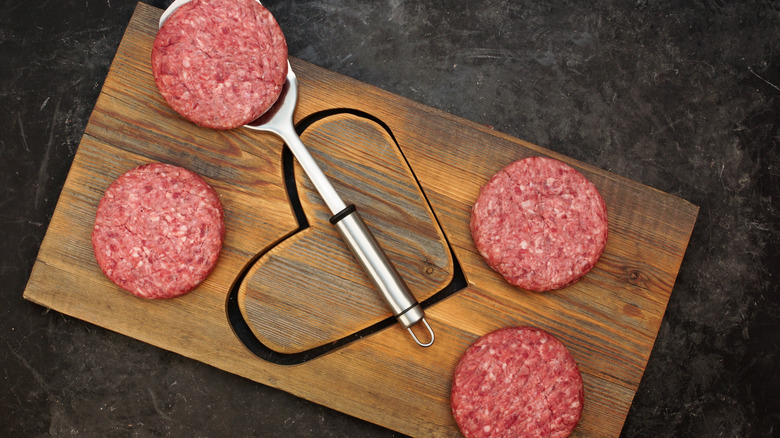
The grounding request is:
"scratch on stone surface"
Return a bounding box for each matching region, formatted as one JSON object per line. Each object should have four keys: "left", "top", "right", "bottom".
{"left": 748, "top": 222, "right": 771, "bottom": 234}
{"left": 463, "top": 47, "right": 517, "bottom": 61}
{"left": 17, "top": 113, "right": 30, "bottom": 153}
{"left": 651, "top": 115, "right": 687, "bottom": 136}
{"left": 148, "top": 388, "right": 173, "bottom": 421}
{"left": 35, "top": 94, "right": 61, "bottom": 209}
{"left": 748, "top": 66, "right": 780, "bottom": 93}
{"left": 7, "top": 341, "right": 51, "bottom": 395}
{"left": 334, "top": 52, "right": 353, "bottom": 69}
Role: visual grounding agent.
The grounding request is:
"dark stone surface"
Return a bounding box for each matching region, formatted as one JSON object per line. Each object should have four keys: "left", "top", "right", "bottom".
{"left": 2, "top": 0, "right": 778, "bottom": 436}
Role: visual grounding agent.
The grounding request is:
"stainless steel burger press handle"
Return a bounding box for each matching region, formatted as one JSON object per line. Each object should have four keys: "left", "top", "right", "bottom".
{"left": 159, "top": 1, "right": 434, "bottom": 347}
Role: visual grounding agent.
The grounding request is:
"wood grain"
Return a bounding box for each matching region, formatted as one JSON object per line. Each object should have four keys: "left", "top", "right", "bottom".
{"left": 23, "top": 3, "right": 698, "bottom": 437}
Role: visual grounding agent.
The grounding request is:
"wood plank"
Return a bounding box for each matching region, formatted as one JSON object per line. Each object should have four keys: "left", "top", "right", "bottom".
{"left": 23, "top": 3, "right": 698, "bottom": 437}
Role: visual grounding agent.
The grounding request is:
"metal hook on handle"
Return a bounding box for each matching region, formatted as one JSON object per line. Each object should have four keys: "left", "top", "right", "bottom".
{"left": 408, "top": 318, "right": 435, "bottom": 347}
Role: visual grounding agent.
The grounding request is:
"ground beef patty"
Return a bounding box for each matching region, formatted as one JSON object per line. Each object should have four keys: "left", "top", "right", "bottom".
{"left": 451, "top": 327, "right": 584, "bottom": 438}
{"left": 92, "top": 163, "right": 225, "bottom": 299}
{"left": 470, "top": 156, "right": 608, "bottom": 292}
{"left": 152, "top": 0, "right": 288, "bottom": 130}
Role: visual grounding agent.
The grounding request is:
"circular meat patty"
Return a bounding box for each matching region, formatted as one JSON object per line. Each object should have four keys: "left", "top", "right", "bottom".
{"left": 470, "top": 156, "right": 608, "bottom": 292}
{"left": 92, "top": 163, "right": 225, "bottom": 299}
{"left": 152, "top": 0, "right": 288, "bottom": 130}
{"left": 451, "top": 327, "right": 584, "bottom": 438}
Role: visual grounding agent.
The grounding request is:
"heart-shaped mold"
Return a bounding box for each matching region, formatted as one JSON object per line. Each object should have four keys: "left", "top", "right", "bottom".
{"left": 227, "top": 109, "right": 466, "bottom": 364}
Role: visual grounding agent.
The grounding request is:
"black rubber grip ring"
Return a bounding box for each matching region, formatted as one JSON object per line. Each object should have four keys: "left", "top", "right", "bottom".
{"left": 329, "top": 204, "right": 357, "bottom": 224}
{"left": 395, "top": 303, "right": 419, "bottom": 319}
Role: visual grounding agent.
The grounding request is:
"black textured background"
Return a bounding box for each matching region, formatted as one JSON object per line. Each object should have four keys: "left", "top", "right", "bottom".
{"left": 2, "top": 1, "right": 778, "bottom": 436}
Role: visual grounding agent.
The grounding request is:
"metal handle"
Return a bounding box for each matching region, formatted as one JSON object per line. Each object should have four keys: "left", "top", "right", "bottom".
{"left": 331, "top": 205, "right": 434, "bottom": 347}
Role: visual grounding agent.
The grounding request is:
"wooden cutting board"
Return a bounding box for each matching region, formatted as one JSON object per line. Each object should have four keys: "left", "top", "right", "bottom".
{"left": 23, "top": 3, "right": 699, "bottom": 437}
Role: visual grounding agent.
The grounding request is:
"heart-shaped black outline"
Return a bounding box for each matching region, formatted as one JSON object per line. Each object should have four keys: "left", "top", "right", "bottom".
{"left": 226, "top": 108, "right": 467, "bottom": 365}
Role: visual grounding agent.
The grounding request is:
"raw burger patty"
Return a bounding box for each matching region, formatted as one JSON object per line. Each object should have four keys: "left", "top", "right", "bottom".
{"left": 470, "top": 156, "right": 608, "bottom": 292}
{"left": 451, "top": 327, "right": 584, "bottom": 438}
{"left": 152, "top": 0, "right": 288, "bottom": 130}
{"left": 92, "top": 163, "right": 225, "bottom": 299}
